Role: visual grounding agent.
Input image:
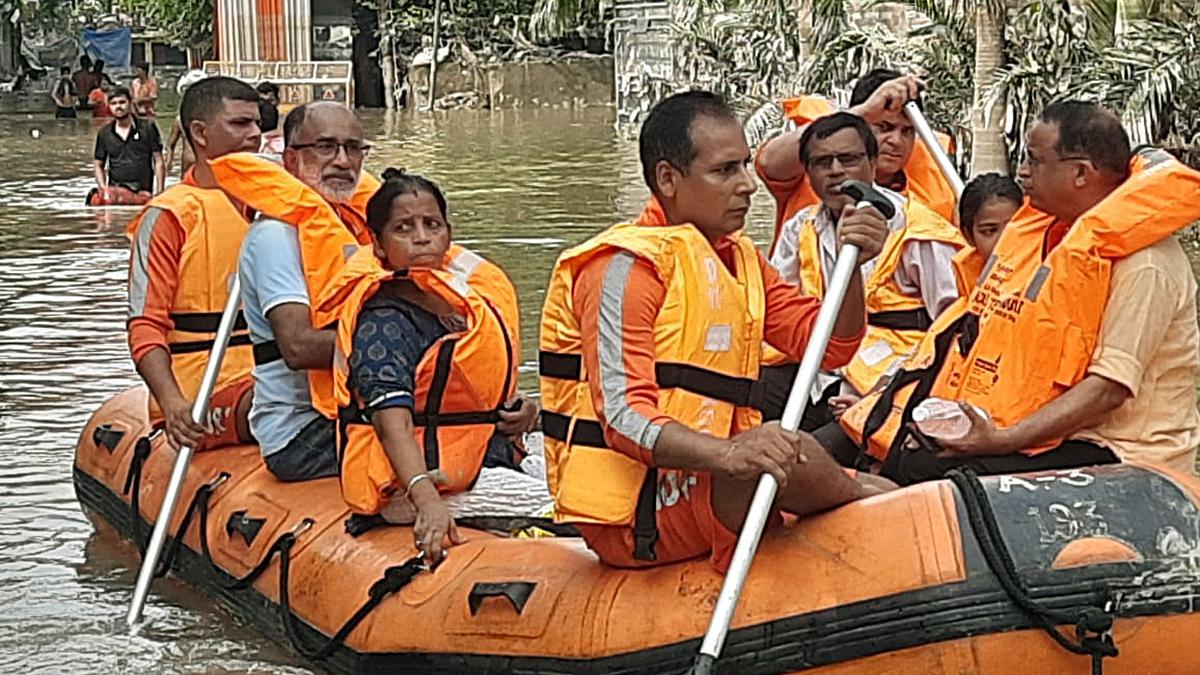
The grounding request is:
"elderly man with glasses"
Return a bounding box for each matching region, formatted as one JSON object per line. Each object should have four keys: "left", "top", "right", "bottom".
{"left": 231, "top": 101, "right": 377, "bottom": 481}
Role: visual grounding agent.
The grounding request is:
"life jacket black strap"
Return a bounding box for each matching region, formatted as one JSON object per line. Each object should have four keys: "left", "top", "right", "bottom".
{"left": 632, "top": 469, "right": 659, "bottom": 562}
{"left": 540, "top": 411, "right": 607, "bottom": 448}
{"left": 859, "top": 313, "right": 975, "bottom": 469}
{"left": 539, "top": 350, "right": 759, "bottom": 408}
{"left": 169, "top": 311, "right": 248, "bottom": 333}
{"left": 421, "top": 338, "right": 458, "bottom": 471}
{"left": 168, "top": 332, "right": 253, "bottom": 355}
{"left": 654, "top": 362, "right": 758, "bottom": 408}
{"left": 539, "top": 351, "right": 583, "bottom": 380}
{"left": 868, "top": 308, "right": 933, "bottom": 331}
{"left": 254, "top": 320, "right": 338, "bottom": 366}
{"left": 253, "top": 340, "right": 282, "bottom": 366}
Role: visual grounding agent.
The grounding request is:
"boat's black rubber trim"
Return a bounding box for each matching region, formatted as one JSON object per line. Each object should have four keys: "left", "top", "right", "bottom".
{"left": 947, "top": 468, "right": 1117, "bottom": 674}
{"left": 74, "top": 464, "right": 1194, "bottom": 675}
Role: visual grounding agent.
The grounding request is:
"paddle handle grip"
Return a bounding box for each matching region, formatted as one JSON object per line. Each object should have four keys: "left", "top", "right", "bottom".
{"left": 904, "top": 101, "right": 965, "bottom": 197}
{"left": 696, "top": 243, "right": 861, "bottom": 662}
{"left": 127, "top": 274, "right": 243, "bottom": 627}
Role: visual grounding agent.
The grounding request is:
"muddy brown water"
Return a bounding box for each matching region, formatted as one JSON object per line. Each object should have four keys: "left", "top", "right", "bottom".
{"left": 0, "top": 107, "right": 778, "bottom": 672}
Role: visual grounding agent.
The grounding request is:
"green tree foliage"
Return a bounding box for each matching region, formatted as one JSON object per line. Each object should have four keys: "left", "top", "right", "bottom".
{"left": 118, "top": 0, "right": 213, "bottom": 52}
{"left": 672, "top": 0, "right": 1200, "bottom": 171}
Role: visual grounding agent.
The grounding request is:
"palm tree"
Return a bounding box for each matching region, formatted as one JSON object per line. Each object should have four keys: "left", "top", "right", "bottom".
{"left": 970, "top": 1, "right": 1008, "bottom": 174}
{"left": 530, "top": 0, "right": 612, "bottom": 40}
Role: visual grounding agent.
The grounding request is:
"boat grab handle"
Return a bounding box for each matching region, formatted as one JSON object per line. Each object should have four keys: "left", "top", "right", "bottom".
{"left": 468, "top": 581, "right": 537, "bottom": 616}
{"left": 226, "top": 510, "right": 268, "bottom": 546}
{"left": 93, "top": 424, "right": 127, "bottom": 453}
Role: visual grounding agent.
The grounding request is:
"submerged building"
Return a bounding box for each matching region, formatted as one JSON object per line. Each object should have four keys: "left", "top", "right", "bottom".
{"left": 210, "top": 0, "right": 382, "bottom": 106}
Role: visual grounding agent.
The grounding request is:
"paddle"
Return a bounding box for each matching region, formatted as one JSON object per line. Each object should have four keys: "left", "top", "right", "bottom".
{"left": 126, "top": 273, "right": 244, "bottom": 627}
{"left": 691, "top": 180, "right": 895, "bottom": 674}
{"left": 905, "top": 101, "right": 966, "bottom": 197}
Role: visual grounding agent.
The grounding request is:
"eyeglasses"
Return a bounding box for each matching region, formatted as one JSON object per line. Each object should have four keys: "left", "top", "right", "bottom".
{"left": 1021, "top": 149, "right": 1090, "bottom": 169}
{"left": 806, "top": 152, "right": 868, "bottom": 171}
{"left": 290, "top": 140, "right": 373, "bottom": 161}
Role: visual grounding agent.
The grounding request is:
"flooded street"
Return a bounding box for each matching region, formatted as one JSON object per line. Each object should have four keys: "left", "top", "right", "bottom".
{"left": 0, "top": 107, "right": 775, "bottom": 673}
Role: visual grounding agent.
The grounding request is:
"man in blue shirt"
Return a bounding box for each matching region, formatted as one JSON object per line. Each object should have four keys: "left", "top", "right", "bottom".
{"left": 238, "top": 102, "right": 370, "bottom": 480}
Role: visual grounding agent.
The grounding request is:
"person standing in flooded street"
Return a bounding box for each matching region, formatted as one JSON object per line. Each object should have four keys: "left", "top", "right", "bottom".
{"left": 91, "top": 87, "right": 164, "bottom": 200}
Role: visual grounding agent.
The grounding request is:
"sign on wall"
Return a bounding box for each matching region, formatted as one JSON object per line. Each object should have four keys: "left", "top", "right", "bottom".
{"left": 201, "top": 61, "right": 354, "bottom": 107}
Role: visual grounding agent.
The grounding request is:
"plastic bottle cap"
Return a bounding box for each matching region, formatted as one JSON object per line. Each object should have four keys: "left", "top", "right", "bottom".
{"left": 912, "top": 407, "right": 929, "bottom": 423}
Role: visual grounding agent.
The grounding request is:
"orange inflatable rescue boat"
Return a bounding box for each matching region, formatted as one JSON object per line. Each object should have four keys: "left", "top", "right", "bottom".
{"left": 76, "top": 388, "right": 1200, "bottom": 674}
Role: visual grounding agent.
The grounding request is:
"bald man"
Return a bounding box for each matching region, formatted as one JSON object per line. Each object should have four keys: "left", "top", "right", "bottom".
{"left": 237, "top": 102, "right": 373, "bottom": 481}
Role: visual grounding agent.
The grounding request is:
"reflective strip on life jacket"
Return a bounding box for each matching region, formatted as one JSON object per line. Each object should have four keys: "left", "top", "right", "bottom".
{"left": 127, "top": 184, "right": 254, "bottom": 421}
{"left": 841, "top": 197, "right": 963, "bottom": 395}
{"left": 539, "top": 221, "right": 766, "bottom": 544}
{"left": 329, "top": 246, "right": 520, "bottom": 515}
{"left": 841, "top": 148, "right": 1200, "bottom": 461}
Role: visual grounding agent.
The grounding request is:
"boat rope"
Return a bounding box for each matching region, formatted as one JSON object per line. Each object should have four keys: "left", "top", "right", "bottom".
{"left": 118, "top": 440, "right": 429, "bottom": 661}
{"left": 121, "top": 434, "right": 156, "bottom": 555}
{"left": 150, "top": 472, "right": 230, "bottom": 578}
{"left": 277, "top": 542, "right": 429, "bottom": 661}
{"left": 946, "top": 468, "right": 1118, "bottom": 675}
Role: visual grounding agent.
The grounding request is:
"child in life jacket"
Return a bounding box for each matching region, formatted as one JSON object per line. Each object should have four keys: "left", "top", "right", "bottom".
{"left": 340, "top": 169, "right": 537, "bottom": 561}
{"left": 951, "top": 173, "right": 1023, "bottom": 295}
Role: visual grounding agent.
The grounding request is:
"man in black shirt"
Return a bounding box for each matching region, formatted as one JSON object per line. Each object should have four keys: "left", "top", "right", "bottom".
{"left": 93, "top": 86, "right": 164, "bottom": 196}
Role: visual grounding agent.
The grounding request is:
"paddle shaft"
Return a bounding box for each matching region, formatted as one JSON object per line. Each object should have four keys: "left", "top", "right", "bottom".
{"left": 904, "top": 101, "right": 966, "bottom": 197}
{"left": 126, "top": 274, "right": 243, "bottom": 627}
{"left": 694, "top": 241, "right": 862, "bottom": 671}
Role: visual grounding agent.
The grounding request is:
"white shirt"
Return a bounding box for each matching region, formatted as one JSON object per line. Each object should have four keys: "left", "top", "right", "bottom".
{"left": 769, "top": 186, "right": 960, "bottom": 398}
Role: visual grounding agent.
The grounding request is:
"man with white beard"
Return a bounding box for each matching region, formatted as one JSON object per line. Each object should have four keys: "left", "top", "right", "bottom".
{"left": 236, "top": 102, "right": 373, "bottom": 481}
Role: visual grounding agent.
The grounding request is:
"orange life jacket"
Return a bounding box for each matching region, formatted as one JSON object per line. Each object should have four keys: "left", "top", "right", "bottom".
{"left": 952, "top": 246, "right": 986, "bottom": 296}
{"left": 769, "top": 95, "right": 958, "bottom": 254}
{"left": 539, "top": 215, "right": 766, "bottom": 560}
{"left": 126, "top": 183, "right": 254, "bottom": 421}
{"left": 840, "top": 149, "right": 1200, "bottom": 464}
{"left": 326, "top": 247, "right": 520, "bottom": 515}
{"left": 762, "top": 196, "right": 963, "bottom": 397}
{"left": 208, "top": 153, "right": 380, "bottom": 418}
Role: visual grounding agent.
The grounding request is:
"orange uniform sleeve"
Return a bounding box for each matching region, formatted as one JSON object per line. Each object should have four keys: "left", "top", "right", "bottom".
{"left": 128, "top": 208, "right": 185, "bottom": 363}
{"left": 574, "top": 250, "right": 673, "bottom": 465}
{"left": 757, "top": 251, "right": 864, "bottom": 368}
{"left": 754, "top": 140, "right": 804, "bottom": 207}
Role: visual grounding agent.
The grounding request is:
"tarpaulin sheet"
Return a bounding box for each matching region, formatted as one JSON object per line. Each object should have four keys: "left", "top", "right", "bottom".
{"left": 81, "top": 28, "right": 131, "bottom": 69}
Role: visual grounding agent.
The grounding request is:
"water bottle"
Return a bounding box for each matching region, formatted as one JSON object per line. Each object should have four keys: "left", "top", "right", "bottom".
{"left": 911, "top": 398, "right": 989, "bottom": 441}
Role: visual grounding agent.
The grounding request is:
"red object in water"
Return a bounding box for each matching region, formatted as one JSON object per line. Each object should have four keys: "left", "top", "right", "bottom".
{"left": 86, "top": 186, "right": 151, "bottom": 207}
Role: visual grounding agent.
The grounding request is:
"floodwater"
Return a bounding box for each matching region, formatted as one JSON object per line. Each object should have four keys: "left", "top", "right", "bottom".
{"left": 0, "top": 107, "right": 776, "bottom": 673}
